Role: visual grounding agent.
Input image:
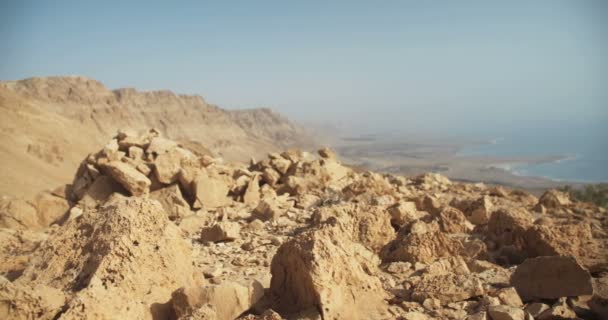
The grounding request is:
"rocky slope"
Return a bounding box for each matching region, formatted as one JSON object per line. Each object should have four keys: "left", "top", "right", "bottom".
{"left": 0, "top": 76, "right": 310, "bottom": 197}
{"left": 1, "top": 130, "right": 607, "bottom": 320}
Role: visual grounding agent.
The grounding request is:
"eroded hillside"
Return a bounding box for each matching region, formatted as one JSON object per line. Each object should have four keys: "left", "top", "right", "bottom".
{"left": 0, "top": 76, "right": 310, "bottom": 197}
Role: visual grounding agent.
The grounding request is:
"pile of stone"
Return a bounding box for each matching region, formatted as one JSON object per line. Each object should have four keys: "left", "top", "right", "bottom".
{"left": 1, "top": 130, "right": 607, "bottom": 320}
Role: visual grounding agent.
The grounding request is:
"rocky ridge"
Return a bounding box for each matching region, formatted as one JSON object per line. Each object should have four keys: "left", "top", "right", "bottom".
{"left": 1, "top": 130, "right": 607, "bottom": 320}
{"left": 0, "top": 76, "right": 310, "bottom": 197}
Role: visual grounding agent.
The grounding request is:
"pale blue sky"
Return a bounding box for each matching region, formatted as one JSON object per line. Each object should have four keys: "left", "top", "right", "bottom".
{"left": 1, "top": 1, "right": 606, "bottom": 136}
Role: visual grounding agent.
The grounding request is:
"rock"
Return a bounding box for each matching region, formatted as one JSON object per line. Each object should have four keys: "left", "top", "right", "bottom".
{"left": 511, "top": 256, "right": 593, "bottom": 300}
{"left": 150, "top": 184, "right": 191, "bottom": 221}
{"left": 0, "top": 279, "right": 66, "bottom": 320}
{"left": 171, "top": 280, "right": 264, "bottom": 320}
{"left": 270, "top": 157, "right": 291, "bottom": 175}
{"left": 537, "top": 298, "right": 577, "bottom": 319}
{"left": 79, "top": 175, "right": 125, "bottom": 207}
{"left": 243, "top": 174, "right": 261, "bottom": 205}
{"left": 154, "top": 147, "right": 196, "bottom": 184}
{"left": 387, "top": 201, "right": 428, "bottom": 227}
{"left": 437, "top": 206, "right": 474, "bottom": 233}
{"left": 411, "top": 273, "right": 484, "bottom": 304}
{"left": 252, "top": 198, "right": 287, "bottom": 222}
{"left": 423, "top": 256, "right": 470, "bottom": 276}
{"left": 200, "top": 221, "right": 240, "bottom": 242}
{"left": 535, "top": 189, "right": 571, "bottom": 210}
{"left": 468, "top": 196, "right": 493, "bottom": 225}
{"left": 262, "top": 168, "right": 281, "bottom": 186}
{"left": 15, "top": 197, "right": 196, "bottom": 319}
{"left": 179, "top": 214, "right": 211, "bottom": 237}
{"left": 402, "top": 311, "right": 429, "bottom": 320}
{"left": 524, "top": 303, "right": 549, "bottom": 318}
{"left": 487, "top": 305, "right": 525, "bottom": 320}
{"left": 313, "top": 203, "right": 394, "bottom": 252}
{"left": 147, "top": 137, "right": 178, "bottom": 155}
{"left": 525, "top": 220, "right": 606, "bottom": 272}
{"left": 0, "top": 198, "right": 41, "bottom": 230}
{"left": 270, "top": 220, "right": 387, "bottom": 319}
{"left": 381, "top": 227, "right": 463, "bottom": 264}
{"left": 193, "top": 169, "right": 232, "bottom": 208}
{"left": 101, "top": 161, "right": 151, "bottom": 196}
{"left": 33, "top": 192, "right": 69, "bottom": 227}
{"left": 487, "top": 208, "right": 533, "bottom": 263}
{"left": 495, "top": 287, "right": 523, "bottom": 308}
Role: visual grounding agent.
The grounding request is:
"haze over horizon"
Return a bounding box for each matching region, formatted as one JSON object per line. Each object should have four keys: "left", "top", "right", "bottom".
{"left": 1, "top": 1, "right": 607, "bottom": 138}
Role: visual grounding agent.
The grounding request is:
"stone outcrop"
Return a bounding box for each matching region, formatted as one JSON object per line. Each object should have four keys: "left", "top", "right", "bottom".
{"left": 269, "top": 220, "right": 388, "bottom": 319}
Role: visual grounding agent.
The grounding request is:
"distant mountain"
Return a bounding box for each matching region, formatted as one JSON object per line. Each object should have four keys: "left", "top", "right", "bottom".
{"left": 0, "top": 76, "right": 312, "bottom": 197}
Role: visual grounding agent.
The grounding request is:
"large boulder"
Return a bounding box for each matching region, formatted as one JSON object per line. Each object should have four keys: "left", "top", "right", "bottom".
{"left": 14, "top": 196, "right": 196, "bottom": 319}
{"left": 270, "top": 220, "right": 388, "bottom": 319}
{"left": 525, "top": 219, "right": 607, "bottom": 272}
{"left": 511, "top": 256, "right": 593, "bottom": 300}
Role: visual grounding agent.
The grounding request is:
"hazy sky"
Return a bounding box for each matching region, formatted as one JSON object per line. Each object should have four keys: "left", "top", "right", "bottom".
{"left": 1, "top": 1, "right": 606, "bottom": 136}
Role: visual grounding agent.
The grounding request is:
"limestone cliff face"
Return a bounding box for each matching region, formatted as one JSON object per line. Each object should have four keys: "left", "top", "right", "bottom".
{"left": 0, "top": 76, "right": 311, "bottom": 197}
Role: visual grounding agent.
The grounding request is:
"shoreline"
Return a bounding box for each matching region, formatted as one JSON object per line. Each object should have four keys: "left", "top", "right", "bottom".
{"left": 331, "top": 135, "right": 598, "bottom": 193}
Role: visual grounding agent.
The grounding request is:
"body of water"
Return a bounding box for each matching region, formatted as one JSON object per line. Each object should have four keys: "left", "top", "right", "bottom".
{"left": 460, "top": 125, "right": 608, "bottom": 183}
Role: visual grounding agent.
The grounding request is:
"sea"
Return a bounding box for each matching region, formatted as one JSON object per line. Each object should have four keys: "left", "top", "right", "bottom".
{"left": 459, "top": 124, "right": 608, "bottom": 183}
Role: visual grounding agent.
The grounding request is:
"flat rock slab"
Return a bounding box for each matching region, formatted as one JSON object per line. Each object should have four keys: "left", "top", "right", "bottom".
{"left": 511, "top": 256, "right": 593, "bottom": 300}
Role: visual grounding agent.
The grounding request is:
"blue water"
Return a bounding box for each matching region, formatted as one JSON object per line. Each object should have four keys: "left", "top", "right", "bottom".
{"left": 460, "top": 125, "right": 608, "bottom": 183}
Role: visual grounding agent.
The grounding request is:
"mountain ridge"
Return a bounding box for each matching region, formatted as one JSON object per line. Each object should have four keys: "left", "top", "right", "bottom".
{"left": 0, "top": 76, "right": 312, "bottom": 198}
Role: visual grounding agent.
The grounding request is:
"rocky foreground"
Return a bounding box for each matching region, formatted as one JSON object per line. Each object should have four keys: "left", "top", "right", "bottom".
{"left": 1, "top": 129, "right": 607, "bottom": 320}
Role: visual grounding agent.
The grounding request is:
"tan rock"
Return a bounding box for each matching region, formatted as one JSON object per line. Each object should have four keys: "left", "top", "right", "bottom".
{"left": 102, "top": 161, "right": 151, "bottom": 196}
{"left": 243, "top": 173, "right": 261, "bottom": 205}
{"left": 0, "top": 198, "right": 41, "bottom": 230}
{"left": 270, "top": 220, "right": 387, "bottom": 319}
{"left": 381, "top": 227, "right": 462, "bottom": 264}
{"left": 387, "top": 201, "right": 428, "bottom": 227}
{"left": 193, "top": 169, "right": 231, "bottom": 208}
{"left": 536, "top": 189, "right": 571, "bottom": 210}
{"left": 488, "top": 305, "right": 525, "bottom": 320}
{"left": 437, "top": 206, "right": 474, "bottom": 233}
{"left": 525, "top": 220, "right": 606, "bottom": 272}
{"left": 411, "top": 273, "right": 484, "bottom": 304}
{"left": 179, "top": 214, "right": 212, "bottom": 237}
{"left": 150, "top": 184, "right": 191, "bottom": 221}
{"left": 468, "top": 196, "right": 493, "bottom": 225}
{"left": 200, "top": 221, "right": 240, "bottom": 242}
{"left": 524, "top": 303, "right": 549, "bottom": 318}
{"left": 147, "top": 137, "right": 178, "bottom": 155}
{"left": 172, "top": 280, "right": 264, "bottom": 320}
{"left": 252, "top": 198, "right": 287, "bottom": 222}
{"left": 496, "top": 287, "right": 523, "bottom": 308}
{"left": 79, "top": 175, "right": 124, "bottom": 207}
{"left": 511, "top": 256, "right": 593, "bottom": 300}
{"left": 33, "top": 192, "right": 70, "bottom": 227}
{"left": 0, "top": 279, "right": 66, "bottom": 320}
{"left": 154, "top": 147, "right": 196, "bottom": 184}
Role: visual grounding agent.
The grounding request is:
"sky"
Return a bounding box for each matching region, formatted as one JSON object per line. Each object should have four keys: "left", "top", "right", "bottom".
{"left": 1, "top": 1, "right": 607, "bottom": 137}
